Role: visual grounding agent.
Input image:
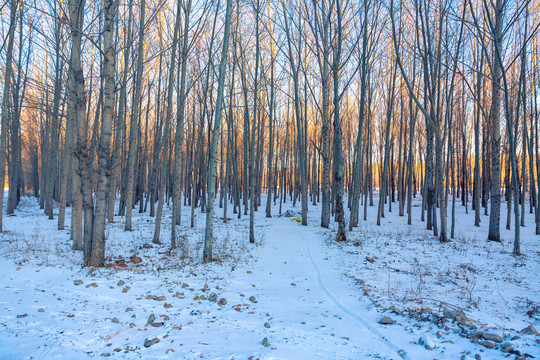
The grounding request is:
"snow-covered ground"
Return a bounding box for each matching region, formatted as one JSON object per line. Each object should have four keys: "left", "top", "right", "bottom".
{"left": 0, "top": 193, "right": 538, "bottom": 359}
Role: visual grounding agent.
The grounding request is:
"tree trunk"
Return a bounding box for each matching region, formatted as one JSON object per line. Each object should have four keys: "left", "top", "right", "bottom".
{"left": 125, "top": 0, "right": 146, "bottom": 231}
{"left": 0, "top": 0, "right": 18, "bottom": 231}
{"left": 487, "top": 0, "right": 503, "bottom": 242}
{"left": 203, "top": 0, "right": 233, "bottom": 263}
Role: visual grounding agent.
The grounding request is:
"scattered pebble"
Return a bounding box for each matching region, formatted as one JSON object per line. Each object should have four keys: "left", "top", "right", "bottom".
{"left": 144, "top": 337, "right": 159, "bottom": 348}
{"left": 521, "top": 325, "right": 539, "bottom": 336}
{"left": 379, "top": 316, "right": 395, "bottom": 325}
{"left": 419, "top": 335, "right": 435, "bottom": 350}
{"left": 479, "top": 340, "right": 496, "bottom": 349}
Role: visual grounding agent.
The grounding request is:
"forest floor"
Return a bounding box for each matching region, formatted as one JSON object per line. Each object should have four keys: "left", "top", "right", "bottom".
{"left": 0, "top": 193, "right": 538, "bottom": 359}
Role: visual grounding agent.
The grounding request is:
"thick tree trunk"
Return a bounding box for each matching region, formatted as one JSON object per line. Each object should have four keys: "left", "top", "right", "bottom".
{"left": 487, "top": 0, "right": 503, "bottom": 242}
{"left": 89, "top": 0, "right": 119, "bottom": 267}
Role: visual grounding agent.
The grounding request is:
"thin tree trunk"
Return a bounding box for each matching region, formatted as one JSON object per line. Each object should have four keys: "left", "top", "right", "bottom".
{"left": 125, "top": 0, "right": 146, "bottom": 231}
{"left": 203, "top": 0, "right": 233, "bottom": 263}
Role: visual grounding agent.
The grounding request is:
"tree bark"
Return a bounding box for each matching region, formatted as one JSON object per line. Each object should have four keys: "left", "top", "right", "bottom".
{"left": 203, "top": 0, "right": 233, "bottom": 263}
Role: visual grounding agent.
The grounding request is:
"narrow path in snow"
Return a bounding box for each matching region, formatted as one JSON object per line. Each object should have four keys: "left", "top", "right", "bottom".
{"left": 298, "top": 229, "right": 410, "bottom": 360}
{"left": 249, "top": 216, "right": 409, "bottom": 359}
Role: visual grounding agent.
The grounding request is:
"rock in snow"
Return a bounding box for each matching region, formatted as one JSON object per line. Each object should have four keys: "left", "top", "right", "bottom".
{"left": 482, "top": 331, "right": 505, "bottom": 343}
{"left": 218, "top": 298, "right": 227, "bottom": 306}
{"left": 379, "top": 316, "right": 395, "bottom": 325}
{"left": 419, "top": 336, "right": 435, "bottom": 350}
{"left": 144, "top": 337, "right": 159, "bottom": 348}
{"left": 521, "top": 325, "right": 539, "bottom": 336}
{"left": 479, "top": 340, "right": 496, "bottom": 349}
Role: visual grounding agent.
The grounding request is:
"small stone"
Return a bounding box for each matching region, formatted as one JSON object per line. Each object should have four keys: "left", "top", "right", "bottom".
{"left": 521, "top": 325, "right": 539, "bottom": 336}
{"left": 16, "top": 313, "right": 28, "bottom": 318}
{"left": 290, "top": 283, "right": 296, "bottom": 286}
{"left": 218, "top": 298, "right": 227, "bottom": 306}
{"left": 443, "top": 308, "right": 454, "bottom": 319}
{"left": 153, "top": 295, "right": 166, "bottom": 301}
{"left": 118, "top": 280, "right": 125, "bottom": 286}
{"left": 419, "top": 336, "right": 435, "bottom": 350}
{"left": 264, "top": 322, "right": 270, "bottom": 328}
{"left": 74, "top": 280, "right": 83, "bottom": 285}
{"left": 130, "top": 255, "right": 142, "bottom": 264}
{"left": 443, "top": 307, "right": 465, "bottom": 323}
{"left": 101, "top": 353, "right": 111, "bottom": 357}
{"left": 164, "top": 303, "right": 172, "bottom": 308}
{"left": 38, "top": 308, "right": 45, "bottom": 313}
{"left": 148, "top": 315, "right": 164, "bottom": 327}
{"left": 436, "top": 331, "right": 444, "bottom": 338}
{"left": 482, "top": 332, "right": 504, "bottom": 343}
{"left": 479, "top": 340, "right": 496, "bottom": 349}
{"left": 122, "top": 286, "right": 131, "bottom": 293}
{"left": 379, "top": 316, "right": 395, "bottom": 325}
{"left": 261, "top": 337, "right": 269, "bottom": 347}
{"left": 182, "top": 283, "right": 189, "bottom": 288}
{"left": 365, "top": 256, "right": 376, "bottom": 263}
{"left": 474, "top": 354, "right": 481, "bottom": 360}
{"left": 111, "top": 317, "right": 119, "bottom": 323}
{"left": 466, "top": 332, "right": 483, "bottom": 340}
{"left": 249, "top": 296, "right": 257, "bottom": 303}
{"left": 208, "top": 294, "right": 218, "bottom": 302}
{"left": 144, "top": 337, "right": 159, "bottom": 348}
{"left": 126, "top": 308, "right": 133, "bottom": 312}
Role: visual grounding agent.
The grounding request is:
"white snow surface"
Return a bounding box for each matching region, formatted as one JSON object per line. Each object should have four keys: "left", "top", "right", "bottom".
{"left": 0, "top": 194, "right": 538, "bottom": 359}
